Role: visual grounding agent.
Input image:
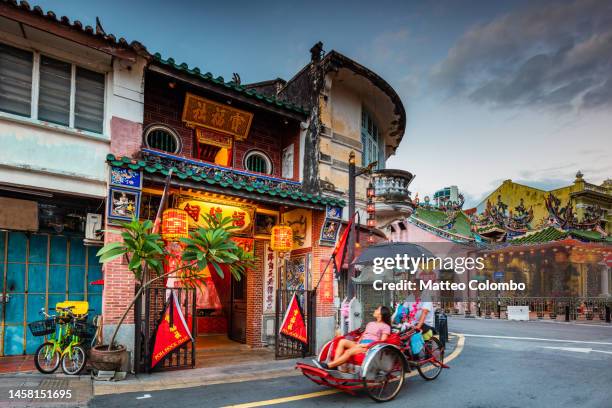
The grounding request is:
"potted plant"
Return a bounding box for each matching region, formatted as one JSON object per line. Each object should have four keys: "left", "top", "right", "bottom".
{"left": 91, "top": 214, "right": 254, "bottom": 372}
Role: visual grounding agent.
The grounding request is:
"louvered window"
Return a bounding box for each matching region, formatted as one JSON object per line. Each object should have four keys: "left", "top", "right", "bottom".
{"left": 0, "top": 42, "right": 105, "bottom": 134}
{"left": 361, "top": 108, "right": 381, "bottom": 169}
{"left": 0, "top": 43, "right": 33, "bottom": 117}
{"left": 38, "top": 56, "right": 71, "bottom": 126}
{"left": 75, "top": 67, "right": 105, "bottom": 133}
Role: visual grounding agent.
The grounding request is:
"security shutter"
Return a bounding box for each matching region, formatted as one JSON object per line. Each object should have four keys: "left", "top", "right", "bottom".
{"left": 38, "top": 56, "right": 71, "bottom": 126}
{"left": 0, "top": 43, "right": 33, "bottom": 117}
{"left": 75, "top": 67, "right": 105, "bottom": 133}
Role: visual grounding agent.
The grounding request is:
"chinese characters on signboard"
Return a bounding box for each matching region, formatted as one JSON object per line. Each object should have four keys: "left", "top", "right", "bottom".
{"left": 182, "top": 93, "right": 253, "bottom": 140}
{"left": 263, "top": 243, "right": 277, "bottom": 314}
{"left": 177, "top": 199, "right": 254, "bottom": 236}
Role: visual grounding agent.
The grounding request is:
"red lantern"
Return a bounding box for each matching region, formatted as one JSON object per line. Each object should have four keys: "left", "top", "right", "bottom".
{"left": 366, "top": 203, "right": 376, "bottom": 213}
{"left": 367, "top": 217, "right": 376, "bottom": 228}
{"left": 162, "top": 208, "right": 189, "bottom": 241}
{"left": 271, "top": 224, "right": 293, "bottom": 253}
{"left": 366, "top": 183, "right": 375, "bottom": 198}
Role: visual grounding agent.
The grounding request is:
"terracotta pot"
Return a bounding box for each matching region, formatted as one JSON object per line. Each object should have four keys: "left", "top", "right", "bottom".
{"left": 89, "top": 344, "right": 127, "bottom": 371}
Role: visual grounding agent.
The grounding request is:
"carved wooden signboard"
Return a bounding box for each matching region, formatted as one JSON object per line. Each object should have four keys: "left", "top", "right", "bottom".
{"left": 182, "top": 93, "right": 253, "bottom": 140}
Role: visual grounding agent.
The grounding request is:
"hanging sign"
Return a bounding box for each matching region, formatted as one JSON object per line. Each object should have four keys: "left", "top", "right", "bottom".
{"left": 263, "top": 243, "right": 277, "bottom": 313}
{"left": 177, "top": 199, "right": 254, "bottom": 236}
{"left": 182, "top": 93, "right": 253, "bottom": 141}
{"left": 279, "top": 293, "right": 307, "bottom": 344}
{"left": 151, "top": 291, "right": 193, "bottom": 368}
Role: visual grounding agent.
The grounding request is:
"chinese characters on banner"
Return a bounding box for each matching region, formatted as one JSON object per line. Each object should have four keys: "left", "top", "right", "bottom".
{"left": 279, "top": 293, "right": 307, "bottom": 344}
{"left": 182, "top": 93, "right": 253, "bottom": 140}
{"left": 151, "top": 291, "right": 193, "bottom": 368}
{"left": 263, "top": 243, "right": 277, "bottom": 313}
{"left": 319, "top": 260, "right": 334, "bottom": 303}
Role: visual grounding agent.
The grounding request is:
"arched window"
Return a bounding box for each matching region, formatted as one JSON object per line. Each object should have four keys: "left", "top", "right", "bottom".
{"left": 244, "top": 150, "right": 272, "bottom": 174}
{"left": 144, "top": 125, "right": 181, "bottom": 153}
{"left": 361, "top": 109, "right": 381, "bottom": 168}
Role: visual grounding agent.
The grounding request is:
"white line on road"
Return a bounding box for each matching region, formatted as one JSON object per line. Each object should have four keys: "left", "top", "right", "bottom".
{"left": 136, "top": 394, "right": 152, "bottom": 400}
{"left": 542, "top": 346, "right": 612, "bottom": 355}
{"left": 461, "top": 333, "right": 612, "bottom": 346}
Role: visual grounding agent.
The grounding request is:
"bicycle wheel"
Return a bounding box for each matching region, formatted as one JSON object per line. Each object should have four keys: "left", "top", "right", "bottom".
{"left": 362, "top": 347, "right": 405, "bottom": 402}
{"left": 417, "top": 336, "right": 445, "bottom": 381}
{"left": 61, "top": 345, "right": 87, "bottom": 375}
{"left": 34, "top": 342, "right": 60, "bottom": 374}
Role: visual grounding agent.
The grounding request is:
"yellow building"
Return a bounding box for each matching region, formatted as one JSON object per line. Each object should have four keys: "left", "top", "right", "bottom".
{"left": 476, "top": 172, "right": 612, "bottom": 235}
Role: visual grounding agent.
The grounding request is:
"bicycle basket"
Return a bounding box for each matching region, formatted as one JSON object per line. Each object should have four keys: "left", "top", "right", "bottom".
{"left": 28, "top": 319, "right": 56, "bottom": 337}
{"left": 73, "top": 321, "right": 96, "bottom": 339}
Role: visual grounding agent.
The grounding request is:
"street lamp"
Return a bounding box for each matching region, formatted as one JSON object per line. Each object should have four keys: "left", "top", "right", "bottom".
{"left": 346, "top": 151, "right": 377, "bottom": 299}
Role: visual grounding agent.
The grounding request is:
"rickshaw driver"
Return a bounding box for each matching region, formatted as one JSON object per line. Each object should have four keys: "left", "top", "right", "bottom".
{"left": 314, "top": 305, "right": 392, "bottom": 370}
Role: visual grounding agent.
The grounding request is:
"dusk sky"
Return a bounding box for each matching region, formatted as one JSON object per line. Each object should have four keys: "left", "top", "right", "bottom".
{"left": 34, "top": 0, "right": 612, "bottom": 207}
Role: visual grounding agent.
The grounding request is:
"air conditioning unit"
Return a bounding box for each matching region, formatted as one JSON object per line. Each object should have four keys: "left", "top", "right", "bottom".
{"left": 84, "top": 213, "right": 103, "bottom": 246}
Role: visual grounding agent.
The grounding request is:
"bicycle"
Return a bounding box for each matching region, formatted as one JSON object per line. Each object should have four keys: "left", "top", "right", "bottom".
{"left": 29, "top": 303, "right": 96, "bottom": 375}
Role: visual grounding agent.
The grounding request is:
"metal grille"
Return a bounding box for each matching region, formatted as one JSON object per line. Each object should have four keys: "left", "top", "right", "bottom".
{"left": 134, "top": 285, "right": 196, "bottom": 373}
{"left": 275, "top": 289, "right": 316, "bottom": 359}
{"left": 246, "top": 153, "right": 269, "bottom": 174}
{"left": 439, "top": 296, "right": 612, "bottom": 321}
{"left": 146, "top": 128, "right": 179, "bottom": 153}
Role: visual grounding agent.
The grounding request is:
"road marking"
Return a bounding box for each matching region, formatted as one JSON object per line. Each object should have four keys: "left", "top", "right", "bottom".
{"left": 461, "top": 334, "right": 612, "bottom": 346}
{"left": 136, "top": 394, "right": 152, "bottom": 399}
{"left": 542, "top": 346, "right": 612, "bottom": 355}
{"left": 222, "top": 333, "right": 465, "bottom": 408}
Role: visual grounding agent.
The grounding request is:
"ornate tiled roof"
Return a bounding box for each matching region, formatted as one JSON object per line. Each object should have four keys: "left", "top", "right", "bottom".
{"left": 501, "top": 226, "right": 610, "bottom": 245}
{"left": 409, "top": 208, "right": 475, "bottom": 242}
{"left": 107, "top": 150, "right": 344, "bottom": 208}
{"left": 152, "top": 53, "right": 309, "bottom": 116}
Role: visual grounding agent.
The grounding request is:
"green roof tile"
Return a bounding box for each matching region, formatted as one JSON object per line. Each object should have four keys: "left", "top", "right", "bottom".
{"left": 152, "top": 53, "right": 309, "bottom": 115}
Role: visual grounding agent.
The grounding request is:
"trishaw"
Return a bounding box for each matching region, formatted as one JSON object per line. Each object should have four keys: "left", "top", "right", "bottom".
{"left": 296, "top": 326, "right": 448, "bottom": 402}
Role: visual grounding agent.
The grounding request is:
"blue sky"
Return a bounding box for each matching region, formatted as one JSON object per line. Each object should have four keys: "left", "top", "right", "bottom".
{"left": 34, "top": 0, "right": 612, "bottom": 206}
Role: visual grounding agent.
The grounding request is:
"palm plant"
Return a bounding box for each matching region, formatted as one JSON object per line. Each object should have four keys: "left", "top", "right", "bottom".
{"left": 96, "top": 213, "right": 255, "bottom": 351}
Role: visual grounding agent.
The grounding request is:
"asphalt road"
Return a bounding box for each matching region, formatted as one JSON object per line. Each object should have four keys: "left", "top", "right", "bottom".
{"left": 91, "top": 318, "right": 612, "bottom": 408}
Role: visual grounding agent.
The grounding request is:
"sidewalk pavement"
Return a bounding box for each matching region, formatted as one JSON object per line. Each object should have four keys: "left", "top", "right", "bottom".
{"left": 0, "top": 373, "right": 92, "bottom": 408}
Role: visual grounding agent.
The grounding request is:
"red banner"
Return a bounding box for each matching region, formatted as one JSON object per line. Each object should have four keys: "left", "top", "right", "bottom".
{"left": 279, "top": 293, "right": 307, "bottom": 344}
{"left": 151, "top": 291, "right": 193, "bottom": 368}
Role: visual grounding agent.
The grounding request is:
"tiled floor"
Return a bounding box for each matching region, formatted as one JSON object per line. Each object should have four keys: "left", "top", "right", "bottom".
{"left": 195, "top": 335, "right": 276, "bottom": 368}
{"left": 0, "top": 354, "right": 36, "bottom": 373}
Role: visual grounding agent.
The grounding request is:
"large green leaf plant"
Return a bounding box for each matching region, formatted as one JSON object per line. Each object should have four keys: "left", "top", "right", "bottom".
{"left": 97, "top": 213, "right": 255, "bottom": 350}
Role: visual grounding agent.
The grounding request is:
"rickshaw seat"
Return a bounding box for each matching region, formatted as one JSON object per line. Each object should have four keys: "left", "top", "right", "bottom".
{"left": 324, "top": 332, "right": 402, "bottom": 367}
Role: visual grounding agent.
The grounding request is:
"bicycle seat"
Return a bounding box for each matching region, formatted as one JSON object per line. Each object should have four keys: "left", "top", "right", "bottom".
{"left": 56, "top": 301, "right": 89, "bottom": 317}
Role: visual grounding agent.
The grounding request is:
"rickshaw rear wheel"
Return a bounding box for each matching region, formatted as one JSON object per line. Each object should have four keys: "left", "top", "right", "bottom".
{"left": 362, "top": 347, "right": 405, "bottom": 402}
{"left": 417, "top": 336, "right": 445, "bottom": 381}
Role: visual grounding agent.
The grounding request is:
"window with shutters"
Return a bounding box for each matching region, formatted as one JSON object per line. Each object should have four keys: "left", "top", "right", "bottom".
{"left": 144, "top": 125, "right": 181, "bottom": 153}
{"left": 0, "top": 42, "right": 106, "bottom": 134}
{"left": 0, "top": 43, "right": 33, "bottom": 117}
{"left": 361, "top": 108, "right": 382, "bottom": 169}
{"left": 244, "top": 151, "right": 272, "bottom": 174}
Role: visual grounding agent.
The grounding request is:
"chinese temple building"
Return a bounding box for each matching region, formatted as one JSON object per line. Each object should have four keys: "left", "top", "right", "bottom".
{"left": 103, "top": 52, "right": 353, "bottom": 367}
{"left": 388, "top": 175, "right": 611, "bottom": 312}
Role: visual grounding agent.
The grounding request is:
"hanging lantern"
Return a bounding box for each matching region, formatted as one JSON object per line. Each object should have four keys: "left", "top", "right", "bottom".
{"left": 367, "top": 217, "right": 376, "bottom": 228}
{"left": 366, "top": 183, "right": 375, "bottom": 198}
{"left": 366, "top": 203, "right": 376, "bottom": 213}
{"left": 271, "top": 224, "right": 293, "bottom": 253}
{"left": 368, "top": 234, "right": 376, "bottom": 244}
{"left": 161, "top": 208, "right": 189, "bottom": 241}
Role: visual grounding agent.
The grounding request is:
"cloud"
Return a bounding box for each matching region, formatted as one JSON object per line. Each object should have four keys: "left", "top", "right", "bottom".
{"left": 431, "top": 0, "right": 612, "bottom": 111}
